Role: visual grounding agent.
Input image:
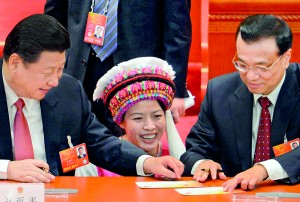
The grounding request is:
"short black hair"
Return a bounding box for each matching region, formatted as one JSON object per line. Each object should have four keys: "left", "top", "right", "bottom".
{"left": 235, "top": 14, "right": 293, "bottom": 55}
{"left": 3, "top": 14, "right": 70, "bottom": 63}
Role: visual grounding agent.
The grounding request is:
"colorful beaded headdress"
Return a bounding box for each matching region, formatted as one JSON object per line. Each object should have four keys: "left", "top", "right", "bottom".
{"left": 93, "top": 57, "right": 176, "bottom": 124}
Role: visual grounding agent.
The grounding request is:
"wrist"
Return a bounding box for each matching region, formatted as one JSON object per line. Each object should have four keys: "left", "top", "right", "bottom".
{"left": 254, "top": 163, "right": 269, "bottom": 180}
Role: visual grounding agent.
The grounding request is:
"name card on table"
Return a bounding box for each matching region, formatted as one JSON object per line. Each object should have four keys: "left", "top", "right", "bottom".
{"left": 0, "top": 183, "right": 44, "bottom": 202}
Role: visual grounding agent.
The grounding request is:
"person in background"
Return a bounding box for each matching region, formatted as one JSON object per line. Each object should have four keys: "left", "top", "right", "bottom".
{"left": 93, "top": 57, "right": 186, "bottom": 176}
{"left": 181, "top": 14, "right": 300, "bottom": 191}
{"left": 44, "top": 0, "right": 192, "bottom": 136}
{"left": 0, "top": 14, "right": 184, "bottom": 183}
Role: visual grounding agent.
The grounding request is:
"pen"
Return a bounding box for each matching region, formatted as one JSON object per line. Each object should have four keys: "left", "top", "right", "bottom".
{"left": 41, "top": 167, "right": 52, "bottom": 175}
{"left": 201, "top": 168, "right": 224, "bottom": 173}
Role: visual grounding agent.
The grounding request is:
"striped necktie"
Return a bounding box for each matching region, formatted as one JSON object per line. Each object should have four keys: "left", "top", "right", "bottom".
{"left": 92, "top": 0, "right": 118, "bottom": 61}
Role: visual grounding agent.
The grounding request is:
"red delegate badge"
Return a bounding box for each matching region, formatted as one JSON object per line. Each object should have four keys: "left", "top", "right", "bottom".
{"left": 84, "top": 12, "right": 107, "bottom": 46}
{"left": 59, "top": 143, "right": 90, "bottom": 173}
{"left": 273, "top": 138, "right": 299, "bottom": 157}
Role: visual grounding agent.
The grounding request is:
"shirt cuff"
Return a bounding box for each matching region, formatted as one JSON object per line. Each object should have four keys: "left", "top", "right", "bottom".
{"left": 258, "top": 159, "right": 288, "bottom": 180}
{"left": 0, "top": 160, "right": 10, "bottom": 179}
{"left": 136, "top": 155, "right": 152, "bottom": 176}
{"left": 191, "top": 159, "right": 207, "bottom": 175}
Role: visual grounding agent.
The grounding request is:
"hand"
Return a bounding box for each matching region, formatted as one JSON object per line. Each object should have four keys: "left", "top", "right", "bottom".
{"left": 222, "top": 164, "right": 268, "bottom": 192}
{"left": 194, "top": 160, "right": 226, "bottom": 182}
{"left": 7, "top": 159, "right": 55, "bottom": 183}
{"left": 143, "top": 156, "right": 184, "bottom": 179}
{"left": 170, "top": 98, "right": 185, "bottom": 123}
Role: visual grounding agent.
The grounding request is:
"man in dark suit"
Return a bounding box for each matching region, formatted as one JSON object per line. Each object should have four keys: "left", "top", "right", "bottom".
{"left": 44, "top": 1, "right": 192, "bottom": 134}
{"left": 0, "top": 14, "right": 184, "bottom": 183}
{"left": 181, "top": 14, "right": 300, "bottom": 191}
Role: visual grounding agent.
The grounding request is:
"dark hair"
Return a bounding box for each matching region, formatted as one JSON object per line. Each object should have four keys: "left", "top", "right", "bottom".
{"left": 3, "top": 14, "right": 70, "bottom": 63}
{"left": 235, "top": 14, "right": 293, "bottom": 55}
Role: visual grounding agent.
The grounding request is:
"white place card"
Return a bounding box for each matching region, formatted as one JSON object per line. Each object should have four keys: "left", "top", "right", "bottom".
{"left": 0, "top": 183, "right": 44, "bottom": 202}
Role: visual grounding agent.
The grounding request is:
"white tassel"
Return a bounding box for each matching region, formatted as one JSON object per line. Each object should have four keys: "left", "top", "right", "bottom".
{"left": 165, "top": 110, "right": 186, "bottom": 160}
{"left": 165, "top": 91, "right": 195, "bottom": 159}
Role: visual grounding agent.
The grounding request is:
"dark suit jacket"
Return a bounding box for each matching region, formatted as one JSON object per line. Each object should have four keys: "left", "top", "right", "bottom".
{"left": 44, "top": 0, "right": 192, "bottom": 98}
{"left": 0, "top": 61, "right": 146, "bottom": 176}
{"left": 181, "top": 63, "right": 300, "bottom": 184}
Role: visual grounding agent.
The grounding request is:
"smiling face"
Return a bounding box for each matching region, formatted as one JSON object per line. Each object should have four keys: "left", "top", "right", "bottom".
{"left": 236, "top": 33, "right": 291, "bottom": 95}
{"left": 6, "top": 51, "right": 65, "bottom": 100}
{"left": 119, "top": 100, "right": 166, "bottom": 156}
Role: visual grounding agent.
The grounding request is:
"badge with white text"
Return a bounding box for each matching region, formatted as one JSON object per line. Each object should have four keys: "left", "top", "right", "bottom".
{"left": 84, "top": 12, "right": 107, "bottom": 46}
{"left": 59, "top": 143, "right": 90, "bottom": 173}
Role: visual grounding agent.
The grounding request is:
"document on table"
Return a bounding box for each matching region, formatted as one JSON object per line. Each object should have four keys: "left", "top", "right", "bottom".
{"left": 136, "top": 181, "right": 203, "bottom": 189}
{"left": 175, "top": 187, "right": 244, "bottom": 195}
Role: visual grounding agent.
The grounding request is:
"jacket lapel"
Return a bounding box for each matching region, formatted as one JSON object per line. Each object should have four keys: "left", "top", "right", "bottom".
{"left": 231, "top": 83, "right": 253, "bottom": 170}
{"left": 40, "top": 91, "right": 62, "bottom": 176}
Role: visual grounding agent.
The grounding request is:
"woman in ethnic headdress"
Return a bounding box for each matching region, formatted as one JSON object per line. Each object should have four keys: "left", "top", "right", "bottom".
{"left": 93, "top": 57, "right": 186, "bottom": 176}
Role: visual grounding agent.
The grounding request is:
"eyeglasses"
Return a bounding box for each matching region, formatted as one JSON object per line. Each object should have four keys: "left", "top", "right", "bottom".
{"left": 232, "top": 53, "right": 282, "bottom": 73}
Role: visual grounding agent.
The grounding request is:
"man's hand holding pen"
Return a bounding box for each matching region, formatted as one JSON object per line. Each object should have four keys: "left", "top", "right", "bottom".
{"left": 194, "top": 160, "right": 227, "bottom": 182}
{"left": 7, "top": 159, "right": 55, "bottom": 183}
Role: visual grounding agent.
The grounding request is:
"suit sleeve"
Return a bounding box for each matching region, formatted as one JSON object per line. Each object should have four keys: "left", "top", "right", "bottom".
{"left": 180, "top": 79, "right": 220, "bottom": 175}
{"left": 273, "top": 145, "right": 300, "bottom": 184}
{"left": 163, "top": 0, "right": 192, "bottom": 98}
{"left": 272, "top": 63, "right": 300, "bottom": 184}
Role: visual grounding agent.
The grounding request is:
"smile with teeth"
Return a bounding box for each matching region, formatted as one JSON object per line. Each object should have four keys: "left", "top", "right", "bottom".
{"left": 140, "top": 134, "right": 156, "bottom": 140}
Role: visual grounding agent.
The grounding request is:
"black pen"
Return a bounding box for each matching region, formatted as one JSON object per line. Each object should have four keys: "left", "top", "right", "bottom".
{"left": 201, "top": 168, "right": 224, "bottom": 173}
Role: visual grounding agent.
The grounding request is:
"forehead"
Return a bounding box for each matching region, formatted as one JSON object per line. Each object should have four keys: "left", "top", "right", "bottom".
{"left": 24, "top": 51, "right": 66, "bottom": 69}
{"left": 236, "top": 34, "right": 279, "bottom": 61}
{"left": 236, "top": 34, "right": 278, "bottom": 54}
{"left": 127, "top": 100, "right": 162, "bottom": 112}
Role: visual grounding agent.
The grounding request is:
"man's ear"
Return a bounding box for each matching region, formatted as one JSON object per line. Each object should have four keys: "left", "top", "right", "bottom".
{"left": 285, "top": 48, "right": 292, "bottom": 61}
{"left": 282, "top": 48, "right": 292, "bottom": 69}
{"left": 8, "top": 53, "right": 22, "bottom": 71}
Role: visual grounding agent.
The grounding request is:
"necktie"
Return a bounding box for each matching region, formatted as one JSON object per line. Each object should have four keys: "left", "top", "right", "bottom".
{"left": 92, "top": 0, "right": 118, "bottom": 61}
{"left": 254, "top": 97, "right": 271, "bottom": 163}
{"left": 13, "top": 98, "right": 34, "bottom": 160}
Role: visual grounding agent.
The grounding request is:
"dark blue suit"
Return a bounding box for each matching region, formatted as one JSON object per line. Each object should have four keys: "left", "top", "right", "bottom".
{"left": 0, "top": 61, "right": 146, "bottom": 176}
{"left": 181, "top": 63, "right": 300, "bottom": 184}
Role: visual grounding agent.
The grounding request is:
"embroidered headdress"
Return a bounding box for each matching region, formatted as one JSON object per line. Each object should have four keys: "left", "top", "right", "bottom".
{"left": 93, "top": 57, "right": 176, "bottom": 124}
